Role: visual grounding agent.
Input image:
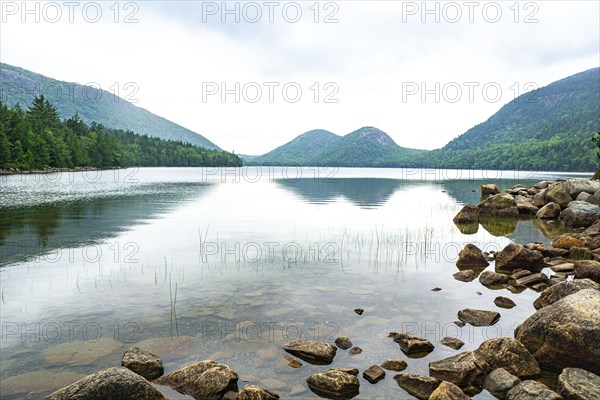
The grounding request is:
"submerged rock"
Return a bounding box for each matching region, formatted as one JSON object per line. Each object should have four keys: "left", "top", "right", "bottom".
{"left": 306, "top": 368, "right": 359, "bottom": 399}
{"left": 155, "top": 360, "right": 238, "bottom": 400}
{"left": 483, "top": 368, "right": 521, "bottom": 399}
{"left": 495, "top": 243, "right": 544, "bottom": 272}
{"left": 458, "top": 309, "right": 501, "bottom": 326}
{"left": 474, "top": 337, "right": 540, "bottom": 379}
{"left": 429, "top": 381, "right": 471, "bottom": 400}
{"left": 349, "top": 346, "right": 362, "bottom": 355}
{"left": 456, "top": 244, "right": 490, "bottom": 269}
{"left": 237, "top": 385, "right": 280, "bottom": 400}
{"left": 429, "top": 351, "right": 489, "bottom": 388}
{"left": 121, "top": 347, "right": 164, "bottom": 380}
{"left": 394, "top": 374, "right": 440, "bottom": 400}
{"left": 557, "top": 368, "right": 600, "bottom": 400}
{"left": 282, "top": 339, "right": 336, "bottom": 364}
{"left": 506, "top": 380, "right": 562, "bottom": 400}
{"left": 380, "top": 359, "right": 407, "bottom": 371}
{"left": 515, "top": 289, "right": 600, "bottom": 374}
{"left": 44, "top": 367, "right": 166, "bottom": 400}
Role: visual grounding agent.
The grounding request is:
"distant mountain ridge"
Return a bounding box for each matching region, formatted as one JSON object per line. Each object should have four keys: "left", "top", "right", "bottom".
{"left": 247, "top": 67, "right": 600, "bottom": 171}
{"left": 0, "top": 63, "right": 220, "bottom": 150}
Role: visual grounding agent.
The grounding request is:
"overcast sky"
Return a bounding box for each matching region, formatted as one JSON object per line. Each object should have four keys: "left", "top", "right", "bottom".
{"left": 2, "top": 1, "right": 599, "bottom": 154}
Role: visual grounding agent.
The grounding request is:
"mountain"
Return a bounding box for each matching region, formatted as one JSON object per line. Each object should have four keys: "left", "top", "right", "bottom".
{"left": 250, "top": 127, "right": 424, "bottom": 166}
{"left": 0, "top": 63, "right": 220, "bottom": 150}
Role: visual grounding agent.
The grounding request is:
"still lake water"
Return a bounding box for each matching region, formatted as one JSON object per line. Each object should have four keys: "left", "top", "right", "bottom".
{"left": 0, "top": 167, "right": 589, "bottom": 399}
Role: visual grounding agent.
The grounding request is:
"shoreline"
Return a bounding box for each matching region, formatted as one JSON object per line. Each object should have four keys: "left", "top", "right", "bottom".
{"left": 0, "top": 167, "right": 119, "bottom": 176}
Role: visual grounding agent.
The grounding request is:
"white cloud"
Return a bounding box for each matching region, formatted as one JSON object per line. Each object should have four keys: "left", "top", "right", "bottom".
{"left": 2, "top": 0, "right": 598, "bottom": 154}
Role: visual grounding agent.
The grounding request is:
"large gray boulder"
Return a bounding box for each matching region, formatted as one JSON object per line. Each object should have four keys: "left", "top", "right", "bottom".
{"left": 560, "top": 201, "right": 600, "bottom": 228}
{"left": 474, "top": 337, "right": 540, "bottom": 378}
{"left": 494, "top": 243, "right": 544, "bottom": 272}
{"left": 515, "top": 289, "right": 600, "bottom": 374}
{"left": 478, "top": 193, "right": 519, "bottom": 218}
{"left": 546, "top": 183, "right": 573, "bottom": 208}
{"left": 563, "top": 179, "right": 600, "bottom": 198}
{"left": 43, "top": 367, "right": 166, "bottom": 400}
{"left": 536, "top": 202, "right": 561, "bottom": 219}
{"left": 454, "top": 204, "right": 479, "bottom": 224}
{"left": 557, "top": 368, "right": 600, "bottom": 400}
{"left": 155, "top": 360, "right": 238, "bottom": 400}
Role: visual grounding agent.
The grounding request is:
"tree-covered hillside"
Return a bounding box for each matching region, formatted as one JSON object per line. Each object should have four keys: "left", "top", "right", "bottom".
{"left": 0, "top": 96, "right": 242, "bottom": 170}
{"left": 0, "top": 63, "right": 220, "bottom": 150}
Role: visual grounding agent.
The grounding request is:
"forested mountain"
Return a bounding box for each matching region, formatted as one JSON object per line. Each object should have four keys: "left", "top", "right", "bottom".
{"left": 0, "top": 97, "right": 242, "bottom": 169}
{"left": 0, "top": 63, "right": 219, "bottom": 149}
{"left": 248, "top": 68, "right": 599, "bottom": 171}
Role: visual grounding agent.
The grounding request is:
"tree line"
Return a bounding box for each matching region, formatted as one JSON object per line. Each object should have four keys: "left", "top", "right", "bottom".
{"left": 0, "top": 96, "right": 242, "bottom": 170}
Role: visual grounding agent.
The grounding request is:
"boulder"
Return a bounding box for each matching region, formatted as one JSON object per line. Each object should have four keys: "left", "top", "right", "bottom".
{"left": 515, "top": 289, "right": 600, "bottom": 374}
{"left": 349, "top": 346, "right": 362, "bottom": 355}
{"left": 380, "top": 359, "right": 407, "bottom": 372}
{"left": 537, "top": 203, "right": 562, "bottom": 219}
{"left": 394, "top": 374, "right": 440, "bottom": 400}
{"left": 506, "top": 380, "right": 562, "bottom": 400}
{"left": 429, "top": 351, "right": 489, "bottom": 387}
{"left": 560, "top": 201, "right": 600, "bottom": 228}
{"left": 515, "top": 195, "right": 539, "bottom": 214}
{"left": 481, "top": 184, "right": 500, "bottom": 196}
{"left": 483, "top": 368, "right": 521, "bottom": 399}
{"left": 515, "top": 273, "right": 548, "bottom": 287}
{"left": 474, "top": 338, "right": 540, "bottom": 379}
{"left": 121, "top": 347, "right": 164, "bottom": 380}
{"left": 583, "top": 219, "right": 600, "bottom": 235}
{"left": 456, "top": 244, "right": 489, "bottom": 269}
{"left": 155, "top": 360, "right": 238, "bottom": 400}
{"left": 306, "top": 368, "right": 359, "bottom": 399}
{"left": 563, "top": 178, "right": 600, "bottom": 198}
{"left": 573, "top": 260, "right": 600, "bottom": 283}
{"left": 495, "top": 243, "right": 544, "bottom": 272}
{"left": 429, "top": 381, "right": 471, "bottom": 400}
{"left": 440, "top": 337, "right": 465, "bottom": 350}
{"left": 334, "top": 337, "right": 353, "bottom": 350}
{"left": 533, "top": 189, "right": 547, "bottom": 207}
{"left": 546, "top": 183, "right": 573, "bottom": 208}
{"left": 282, "top": 339, "right": 336, "bottom": 364}
{"left": 534, "top": 181, "right": 550, "bottom": 190}
{"left": 524, "top": 243, "right": 569, "bottom": 258}
{"left": 553, "top": 235, "right": 585, "bottom": 250}
{"left": 576, "top": 192, "right": 600, "bottom": 205}
{"left": 479, "top": 270, "right": 509, "bottom": 286}
{"left": 43, "top": 367, "right": 166, "bottom": 400}
{"left": 494, "top": 296, "right": 517, "bottom": 309}
{"left": 453, "top": 270, "right": 478, "bottom": 282}
{"left": 363, "top": 365, "right": 385, "bottom": 384}
{"left": 237, "top": 385, "right": 280, "bottom": 400}
{"left": 389, "top": 332, "right": 435, "bottom": 356}
{"left": 478, "top": 193, "right": 519, "bottom": 218}
{"left": 557, "top": 368, "right": 600, "bottom": 400}
{"left": 458, "top": 309, "right": 501, "bottom": 326}
{"left": 533, "top": 279, "right": 600, "bottom": 309}
{"left": 454, "top": 204, "right": 479, "bottom": 224}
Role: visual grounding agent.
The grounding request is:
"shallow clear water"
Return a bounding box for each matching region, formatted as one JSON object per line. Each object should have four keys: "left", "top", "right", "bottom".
{"left": 0, "top": 167, "right": 587, "bottom": 399}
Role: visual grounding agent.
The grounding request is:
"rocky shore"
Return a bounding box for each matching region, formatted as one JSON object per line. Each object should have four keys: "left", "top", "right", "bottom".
{"left": 42, "top": 178, "right": 600, "bottom": 399}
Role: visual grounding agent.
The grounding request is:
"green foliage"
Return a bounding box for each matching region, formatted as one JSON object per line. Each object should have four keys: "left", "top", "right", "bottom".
{"left": 0, "top": 63, "right": 220, "bottom": 150}
{"left": 0, "top": 97, "right": 242, "bottom": 170}
{"left": 592, "top": 132, "right": 600, "bottom": 179}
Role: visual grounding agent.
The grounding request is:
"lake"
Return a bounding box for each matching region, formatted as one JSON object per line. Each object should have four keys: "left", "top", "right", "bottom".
{"left": 0, "top": 167, "right": 589, "bottom": 399}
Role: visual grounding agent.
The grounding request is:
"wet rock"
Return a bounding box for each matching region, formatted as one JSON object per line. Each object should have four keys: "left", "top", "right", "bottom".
{"left": 237, "top": 385, "right": 280, "bottom": 400}
{"left": 537, "top": 202, "right": 562, "bottom": 219}
{"left": 349, "top": 346, "right": 362, "bottom": 355}
{"left": 560, "top": 201, "right": 600, "bottom": 228}
{"left": 380, "top": 359, "right": 407, "bottom": 371}
{"left": 482, "top": 184, "right": 500, "bottom": 196}
{"left": 515, "top": 273, "right": 548, "bottom": 287}
{"left": 533, "top": 279, "right": 600, "bottom": 309}
{"left": 306, "top": 368, "right": 359, "bottom": 399}
{"left": 535, "top": 181, "right": 550, "bottom": 190}
{"left": 533, "top": 190, "right": 547, "bottom": 207}
{"left": 456, "top": 244, "right": 490, "bottom": 269}
{"left": 515, "top": 195, "right": 539, "bottom": 214}
{"left": 494, "top": 296, "right": 517, "bottom": 309}
{"left": 454, "top": 270, "right": 478, "bottom": 282}
{"left": 495, "top": 243, "right": 544, "bottom": 272}
{"left": 121, "top": 347, "right": 164, "bottom": 380}
{"left": 512, "top": 269, "right": 532, "bottom": 279}
{"left": 283, "top": 356, "right": 302, "bottom": 368}
{"left": 573, "top": 260, "right": 600, "bottom": 283}
{"left": 440, "top": 337, "right": 465, "bottom": 350}
{"left": 432, "top": 287, "right": 443, "bottom": 291}
{"left": 335, "top": 337, "right": 353, "bottom": 350}
{"left": 576, "top": 192, "right": 600, "bottom": 205}
{"left": 389, "top": 332, "right": 435, "bottom": 356}
{"left": 525, "top": 243, "right": 569, "bottom": 258}
{"left": 429, "top": 351, "right": 489, "bottom": 387}
{"left": 454, "top": 321, "right": 466, "bottom": 327}
{"left": 550, "top": 263, "right": 575, "bottom": 273}
{"left": 515, "top": 289, "right": 600, "bottom": 374}
{"left": 44, "top": 367, "right": 166, "bottom": 400}
{"left": 393, "top": 374, "right": 440, "bottom": 400}
{"left": 506, "top": 380, "right": 562, "bottom": 400}
{"left": 353, "top": 308, "right": 364, "bottom": 315}
{"left": 583, "top": 219, "right": 600, "bottom": 235}
{"left": 282, "top": 339, "right": 336, "bottom": 364}
{"left": 363, "top": 365, "right": 385, "bottom": 384}
{"left": 483, "top": 368, "right": 521, "bottom": 399}
{"left": 155, "top": 360, "right": 238, "bottom": 400}
{"left": 546, "top": 182, "right": 573, "bottom": 208}
{"left": 563, "top": 178, "right": 600, "bottom": 198}
{"left": 557, "top": 368, "right": 600, "bottom": 400}
{"left": 458, "top": 309, "right": 501, "bottom": 326}
{"left": 478, "top": 193, "right": 519, "bottom": 218}
{"left": 479, "top": 270, "right": 509, "bottom": 286}
{"left": 454, "top": 204, "right": 479, "bottom": 224}
{"left": 474, "top": 337, "right": 540, "bottom": 379}
{"left": 430, "top": 381, "right": 471, "bottom": 400}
